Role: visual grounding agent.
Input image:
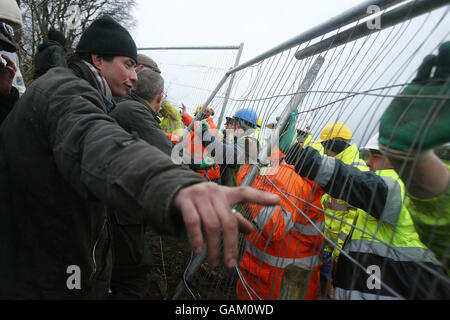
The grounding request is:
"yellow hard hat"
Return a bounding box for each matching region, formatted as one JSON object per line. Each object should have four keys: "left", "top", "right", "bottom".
{"left": 257, "top": 117, "right": 262, "bottom": 128}
{"left": 320, "top": 122, "right": 353, "bottom": 141}
{"left": 194, "top": 104, "right": 214, "bottom": 116}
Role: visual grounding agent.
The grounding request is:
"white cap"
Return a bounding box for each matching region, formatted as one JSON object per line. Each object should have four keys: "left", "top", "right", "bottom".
{"left": 365, "top": 133, "right": 379, "bottom": 151}
{"left": 0, "top": 0, "right": 22, "bottom": 28}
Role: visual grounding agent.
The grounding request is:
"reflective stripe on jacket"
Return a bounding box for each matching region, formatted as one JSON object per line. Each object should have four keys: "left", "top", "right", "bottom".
{"left": 236, "top": 157, "right": 325, "bottom": 300}
{"left": 334, "top": 169, "right": 449, "bottom": 299}
{"left": 182, "top": 114, "right": 221, "bottom": 180}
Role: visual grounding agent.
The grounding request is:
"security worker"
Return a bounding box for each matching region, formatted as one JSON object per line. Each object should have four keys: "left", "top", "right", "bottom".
{"left": 181, "top": 104, "right": 221, "bottom": 181}
{"left": 378, "top": 42, "right": 450, "bottom": 270}
{"left": 317, "top": 122, "right": 369, "bottom": 299}
{"left": 283, "top": 135, "right": 449, "bottom": 299}
{"left": 236, "top": 111, "right": 325, "bottom": 300}
{"left": 200, "top": 108, "right": 260, "bottom": 186}
{"left": 255, "top": 116, "right": 266, "bottom": 147}
{"left": 159, "top": 100, "right": 185, "bottom": 138}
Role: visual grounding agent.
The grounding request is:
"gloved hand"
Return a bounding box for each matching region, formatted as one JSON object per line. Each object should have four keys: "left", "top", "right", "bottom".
{"left": 200, "top": 156, "right": 216, "bottom": 170}
{"left": 379, "top": 41, "right": 450, "bottom": 159}
{"left": 188, "top": 156, "right": 216, "bottom": 171}
{"left": 284, "top": 143, "right": 323, "bottom": 181}
{"left": 194, "top": 120, "right": 211, "bottom": 142}
{"left": 277, "top": 111, "right": 299, "bottom": 154}
{"left": 201, "top": 120, "right": 210, "bottom": 133}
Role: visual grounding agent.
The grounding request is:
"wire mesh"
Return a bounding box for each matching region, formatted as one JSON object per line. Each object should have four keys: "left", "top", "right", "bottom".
{"left": 137, "top": 46, "right": 239, "bottom": 116}
{"left": 148, "top": 0, "right": 450, "bottom": 300}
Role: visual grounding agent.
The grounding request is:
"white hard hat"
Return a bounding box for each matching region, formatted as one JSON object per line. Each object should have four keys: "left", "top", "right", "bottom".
{"left": 0, "top": 0, "right": 22, "bottom": 28}
{"left": 365, "top": 133, "right": 379, "bottom": 151}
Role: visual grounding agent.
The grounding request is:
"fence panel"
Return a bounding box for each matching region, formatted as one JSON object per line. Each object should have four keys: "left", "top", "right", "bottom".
{"left": 148, "top": 0, "right": 450, "bottom": 300}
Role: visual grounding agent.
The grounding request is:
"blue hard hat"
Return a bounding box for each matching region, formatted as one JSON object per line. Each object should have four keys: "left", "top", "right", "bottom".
{"left": 234, "top": 108, "right": 258, "bottom": 126}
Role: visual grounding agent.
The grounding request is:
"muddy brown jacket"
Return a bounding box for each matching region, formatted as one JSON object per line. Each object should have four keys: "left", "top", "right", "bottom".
{"left": 0, "top": 65, "right": 204, "bottom": 299}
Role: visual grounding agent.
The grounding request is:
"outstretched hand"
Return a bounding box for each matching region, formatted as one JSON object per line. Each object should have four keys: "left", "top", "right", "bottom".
{"left": 173, "top": 183, "right": 279, "bottom": 268}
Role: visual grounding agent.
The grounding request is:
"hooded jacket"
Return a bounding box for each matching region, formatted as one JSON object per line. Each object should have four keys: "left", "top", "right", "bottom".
{"left": 33, "top": 40, "right": 68, "bottom": 79}
{"left": 0, "top": 62, "right": 204, "bottom": 299}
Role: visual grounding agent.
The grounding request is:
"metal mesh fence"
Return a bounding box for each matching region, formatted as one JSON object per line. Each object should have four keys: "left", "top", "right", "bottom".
{"left": 151, "top": 0, "right": 449, "bottom": 300}
{"left": 137, "top": 46, "right": 242, "bottom": 116}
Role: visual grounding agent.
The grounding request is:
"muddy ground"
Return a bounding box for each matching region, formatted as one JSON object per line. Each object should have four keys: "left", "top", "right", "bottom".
{"left": 143, "top": 230, "right": 239, "bottom": 300}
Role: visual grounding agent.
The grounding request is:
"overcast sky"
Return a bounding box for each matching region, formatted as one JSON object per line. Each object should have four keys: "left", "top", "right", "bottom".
{"left": 131, "top": 0, "right": 364, "bottom": 62}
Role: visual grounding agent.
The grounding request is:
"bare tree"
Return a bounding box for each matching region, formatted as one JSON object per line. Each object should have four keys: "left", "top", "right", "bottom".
{"left": 15, "top": 0, "right": 137, "bottom": 84}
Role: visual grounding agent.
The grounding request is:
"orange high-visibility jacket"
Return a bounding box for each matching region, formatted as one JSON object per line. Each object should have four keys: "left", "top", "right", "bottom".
{"left": 182, "top": 114, "right": 221, "bottom": 180}
{"left": 236, "top": 149, "right": 325, "bottom": 300}
{"left": 167, "top": 133, "right": 180, "bottom": 145}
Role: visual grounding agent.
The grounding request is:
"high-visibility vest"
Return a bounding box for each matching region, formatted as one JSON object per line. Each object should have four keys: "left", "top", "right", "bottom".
{"left": 160, "top": 101, "right": 185, "bottom": 137}
{"left": 334, "top": 168, "right": 448, "bottom": 300}
{"left": 252, "top": 127, "right": 267, "bottom": 149}
{"left": 321, "top": 143, "right": 369, "bottom": 255}
{"left": 236, "top": 153, "right": 325, "bottom": 300}
{"left": 302, "top": 134, "right": 324, "bottom": 155}
{"left": 182, "top": 114, "right": 221, "bottom": 180}
{"left": 405, "top": 164, "right": 450, "bottom": 274}
{"left": 167, "top": 133, "right": 180, "bottom": 145}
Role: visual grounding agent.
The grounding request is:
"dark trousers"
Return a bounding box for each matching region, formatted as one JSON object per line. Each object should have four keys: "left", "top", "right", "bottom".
{"left": 108, "top": 211, "right": 154, "bottom": 300}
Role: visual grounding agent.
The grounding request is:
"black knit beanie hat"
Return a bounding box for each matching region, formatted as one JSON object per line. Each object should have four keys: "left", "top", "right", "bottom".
{"left": 48, "top": 28, "right": 66, "bottom": 47}
{"left": 76, "top": 15, "right": 137, "bottom": 64}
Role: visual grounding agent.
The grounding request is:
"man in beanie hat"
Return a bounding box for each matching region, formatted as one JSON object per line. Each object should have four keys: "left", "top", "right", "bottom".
{"left": 108, "top": 68, "right": 172, "bottom": 299}
{"left": 0, "top": 14, "right": 279, "bottom": 299}
{"left": 33, "top": 28, "right": 68, "bottom": 79}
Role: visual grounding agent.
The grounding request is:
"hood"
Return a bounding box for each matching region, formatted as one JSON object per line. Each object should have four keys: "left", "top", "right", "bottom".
{"left": 37, "top": 40, "right": 65, "bottom": 52}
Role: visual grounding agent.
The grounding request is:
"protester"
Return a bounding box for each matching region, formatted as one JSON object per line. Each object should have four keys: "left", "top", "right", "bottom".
{"left": 33, "top": 28, "right": 68, "bottom": 79}
{"left": 136, "top": 53, "right": 161, "bottom": 74}
{"left": 108, "top": 68, "right": 173, "bottom": 299}
{"left": 0, "top": 15, "right": 279, "bottom": 299}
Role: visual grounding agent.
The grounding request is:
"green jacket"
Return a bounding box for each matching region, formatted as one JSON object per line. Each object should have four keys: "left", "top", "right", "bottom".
{"left": 111, "top": 93, "right": 173, "bottom": 156}
{"left": 0, "top": 65, "right": 204, "bottom": 299}
{"left": 33, "top": 40, "right": 68, "bottom": 79}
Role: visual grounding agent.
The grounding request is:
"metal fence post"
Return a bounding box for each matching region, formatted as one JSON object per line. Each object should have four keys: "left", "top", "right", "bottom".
{"left": 217, "top": 42, "right": 245, "bottom": 128}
